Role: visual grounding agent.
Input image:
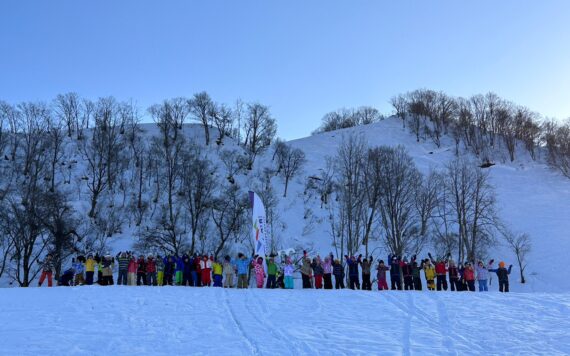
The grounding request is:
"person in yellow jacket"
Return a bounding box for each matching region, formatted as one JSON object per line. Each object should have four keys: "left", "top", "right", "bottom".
{"left": 423, "top": 259, "right": 436, "bottom": 291}
{"left": 85, "top": 254, "right": 96, "bottom": 285}
{"left": 212, "top": 259, "right": 223, "bottom": 287}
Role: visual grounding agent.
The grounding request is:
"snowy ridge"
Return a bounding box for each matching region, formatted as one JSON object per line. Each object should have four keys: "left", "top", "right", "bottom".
{"left": 0, "top": 287, "right": 569, "bottom": 355}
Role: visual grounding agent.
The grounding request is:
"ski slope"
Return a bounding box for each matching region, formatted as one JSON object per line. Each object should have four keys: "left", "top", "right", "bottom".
{"left": 0, "top": 287, "right": 569, "bottom": 355}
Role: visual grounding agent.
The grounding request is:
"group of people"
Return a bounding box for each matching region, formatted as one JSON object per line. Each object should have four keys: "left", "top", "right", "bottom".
{"left": 38, "top": 250, "right": 514, "bottom": 293}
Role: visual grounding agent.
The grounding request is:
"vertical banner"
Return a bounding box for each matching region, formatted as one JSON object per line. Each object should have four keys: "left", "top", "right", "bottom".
{"left": 249, "top": 191, "right": 267, "bottom": 257}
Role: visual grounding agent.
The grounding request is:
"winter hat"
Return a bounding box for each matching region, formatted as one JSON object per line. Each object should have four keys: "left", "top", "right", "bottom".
{"left": 499, "top": 261, "right": 505, "bottom": 268}
{"left": 379, "top": 260, "right": 385, "bottom": 264}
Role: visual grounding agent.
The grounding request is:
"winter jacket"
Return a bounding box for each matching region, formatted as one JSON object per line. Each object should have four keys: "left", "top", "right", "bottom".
{"left": 146, "top": 258, "right": 156, "bottom": 273}
{"left": 311, "top": 261, "right": 324, "bottom": 276}
{"left": 401, "top": 264, "right": 413, "bottom": 277}
{"left": 435, "top": 262, "right": 447, "bottom": 275}
{"left": 183, "top": 257, "right": 192, "bottom": 274}
{"left": 448, "top": 266, "right": 459, "bottom": 279}
{"left": 85, "top": 258, "right": 96, "bottom": 272}
{"left": 72, "top": 262, "right": 85, "bottom": 274}
{"left": 332, "top": 261, "right": 344, "bottom": 277}
{"left": 284, "top": 264, "right": 295, "bottom": 277}
{"left": 223, "top": 261, "right": 235, "bottom": 275}
{"left": 360, "top": 257, "right": 373, "bottom": 275}
{"left": 41, "top": 259, "right": 54, "bottom": 273}
{"left": 137, "top": 258, "right": 146, "bottom": 273}
{"left": 323, "top": 259, "right": 333, "bottom": 274}
{"left": 476, "top": 266, "right": 489, "bottom": 281}
{"left": 346, "top": 257, "right": 361, "bottom": 277}
{"left": 388, "top": 255, "right": 401, "bottom": 277}
{"left": 156, "top": 258, "right": 165, "bottom": 272}
{"left": 213, "top": 262, "right": 223, "bottom": 275}
{"left": 490, "top": 266, "right": 512, "bottom": 282}
{"left": 424, "top": 264, "right": 436, "bottom": 280}
{"left": 267, "top": 261, "right": 278, "bottom": 276}
{"left": 128, "top": 259, "right": 138, "bottom": 273}
{"left": 300, "top": 259, "right": 312, "bottom": 276}
{"left": 411, "top": 265, "right": 421, "bottom": 278}
{"left": 253, "top": 262, "right": 265, "bottom": 278}
{"left": 102, "top": 258, "right": 114, "bottom": 277}
{"left": 235, "top": 258, "right": 251, "bottom": 275}
{"left": 116, "top": 255, "right": 130, "bottom": 271}
{"left": 175, "top": 257, "right": 185, "bottom": 272}
{"left": 463, "top": 267, "right": 475, "bottom": 281}
{"left": 200, "top": 259, "right": 212, "bottom": 270}
{"left": 377, "top": 265, "right": 389, "bottom": 281}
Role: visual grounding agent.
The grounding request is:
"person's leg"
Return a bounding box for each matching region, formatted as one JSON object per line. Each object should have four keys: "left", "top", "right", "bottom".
{"left": 86, "top": 271, "right": 93, "bottom": 285}
{"left": 437, "top": 276, "right": 442, "bottom": 291}
{"left": 505, "top": 282, "right": 509, "bottom": 292}
{"left": 47, "top": 272, "right": 53, "bottom": 287}
{"left": 39, "top": 271, "right": 47, "bottom": 286}
{"left": 483, "top": 280, "right": 488, "bottom": 292}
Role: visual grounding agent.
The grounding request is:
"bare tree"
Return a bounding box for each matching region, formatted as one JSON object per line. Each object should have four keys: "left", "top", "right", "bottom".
{"left": 220, "top": 149, "right": 246, "bottom": 184}
{"left": 210, "top": 103, "right": 234, "bottom": 145}
{"left": 243, "top": 103, "right": 277, "bottom": 169}
{"left": 390, "top": 94, "right": 408, "bottom": 128}
{"left": 188, "top": 91, "right": 214, "bottom": 145}
{"left": 211, "top": 184, "right": 248, "bottom": 259}
{"left": 276, "top": 143, "right": 306, "bottom": 197}
{"left": 54, "top": 92, "right": 80, "bottom": 138}
{"left": 501, "top": 229, "right": 531, "bottom": 284}
{"left": 543, "top": 119, "right": 570, "bottom": 178}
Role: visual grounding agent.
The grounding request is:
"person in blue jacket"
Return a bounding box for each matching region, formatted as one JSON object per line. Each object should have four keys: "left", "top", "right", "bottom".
{"left": 182, "top": 255, "right": 193, "bottom": 286}
{"left": 344, "top": 254, "right": 361, "bottom": 290}
{"left": 174, "top": 255, "right": 184, "bottom": 285}
{"left": 489, "top": 261, "right": 513, "bottom": 292}
{"left": 235, "top": 253, "right": 252, "bottom": 289}
{"left": 388, "top": 254, "right": 402, "bottom": 290}
{"left": 163, "top": 255, "right": 175, "bottom": 286}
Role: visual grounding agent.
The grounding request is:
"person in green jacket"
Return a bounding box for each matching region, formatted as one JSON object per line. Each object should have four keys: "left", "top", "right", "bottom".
{"left": 266, "top": 257, "right": 278, "bottom": 289}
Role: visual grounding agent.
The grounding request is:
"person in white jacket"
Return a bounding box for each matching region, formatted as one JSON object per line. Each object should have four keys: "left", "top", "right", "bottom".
{"left": 476, "top": 261, "right": 489, "bottom": 291}
{"left": 283, "top": 257, "right": 295, "bottom": 289}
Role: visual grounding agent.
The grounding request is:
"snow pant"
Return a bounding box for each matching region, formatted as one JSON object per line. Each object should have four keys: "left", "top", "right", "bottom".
{"left": 437, "top": 275, "right": 448, "bottom": 291}
{"left": 101, "top": 275, "right": 114, "bottom": 285}
{"left": 413, "top": 276, "right": 422, "bottom": 290}
{"left": 213, "top": 274, "right": 223, "bottom": 287}
{"left": 97, "top": 271, "right": 103, "bottom": 284}
{"left": 182, "top": 272, "right": 192, "bottom": 286}
{"left": 175, "top": 271, "right": 183, "bottom": 285}
{"left": 157, "top": 271, "right": 164, "bottom": 286}
{"left": 427, "top": 279, "right": 435, "bottom": 290}
{"left": 285, "top": 276, "right": 294, "bottom": 289}
{"left": 478, "top": 279, "right": 488, "bottom": 292}
{"left": 323, "top": 274, "right": 333, "bottom": 289}
{"left": 147, "top": 272, "right": 157, "bottom": 286}
{"left": 302, "top": 273, "right": 312, "bottom": 289}
{"left": 362, "top": 273, "right": 371, "bottom": 291}
{"left": 74, "top": 273, "right": 85, "bottom": 286}
{"left": 255, "top": 274, "right": 264, "bottom": 288}
{"left": 164, "top": 272, "right": 173, "bottom": 286}
{"left": 466, "top": 280, "right": 475, "bottom": 292}
{"left": 117, "top": 270, "right": 128, "bottom": 285}
{"left": 378, "top": 279, "right": 388, "bottom": 290}
{"left": 391, "top": 275, "right": 402, "bottom": 290}
{"left": 137, "top": 272, "right": 146, "bottom": 286}
{"left": 449, "top": 277, "right": 461, "bottom": 291}
{"left": 191, "top": 271, "right": 199, "bottom": 287}
{"left": 348, "top": 275, "right": 360, "bottom": 290}
{"left": 201, "top": 269, "right": 212, "bottom": 286}
{"left": 39, "top": 271, "right": 53, "bottom": 287}
{"left": 266, "top": 275, "right": 277, "bottom": 289}
{"left": 499, "top": 280, "right": 509, "bottom": 292}
{"left": 404, "top": 276, "right": 414, "bottom": 290}
{"left": 334, "top": 275, "right": 345, "bottom": 289}
{"left": 128, "top": 273, "right": 137, "bottom": 286}
{"left": 237, "top": 274, "right": 248, "bottom": 289}
{"left": 224, "top": 273, "right": 234, "bottom": 288}
{"left": 314, "top": 274, "right": 323, "bottom": 289}
{"left": 85, "top": 271, "right": 94, "bottom": 285}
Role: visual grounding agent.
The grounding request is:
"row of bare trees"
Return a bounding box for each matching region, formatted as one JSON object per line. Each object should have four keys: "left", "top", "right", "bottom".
{"left": 326, "top": 134, "right": 503, "bottom": 264}
{"left": 313, "top": 106, "right": 384, "bottom": 134}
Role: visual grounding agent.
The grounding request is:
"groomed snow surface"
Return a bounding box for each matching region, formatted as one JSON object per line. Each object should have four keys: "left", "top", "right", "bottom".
{"left": 1, "top": 287, "right": 569, "bottom": 355}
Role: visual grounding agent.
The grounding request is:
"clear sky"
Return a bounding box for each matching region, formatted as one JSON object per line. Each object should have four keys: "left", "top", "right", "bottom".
{"left": 1, "top": 1, "right": 569, "bottom": 139}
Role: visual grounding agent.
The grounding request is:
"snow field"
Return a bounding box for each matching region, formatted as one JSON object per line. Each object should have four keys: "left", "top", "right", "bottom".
{"left": 0, "top": 287, "right": 569, "bottom": 355}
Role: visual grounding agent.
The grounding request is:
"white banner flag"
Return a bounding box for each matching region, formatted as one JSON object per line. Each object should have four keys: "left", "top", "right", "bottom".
{"left": 249, "top": 191, "right": 267, "bottom": 257}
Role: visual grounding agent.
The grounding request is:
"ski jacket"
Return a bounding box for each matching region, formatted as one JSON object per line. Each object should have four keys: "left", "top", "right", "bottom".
{"left": 116, "top": 255, "right": 130, "bottom": 271}
{"left": 376, "top": 265, "right": 389, "bottom": 281}
{"left": 411, "top": 265, "right": 421, "bottom": 279}
{"left": 448, "top": 266, "right": 459, "bottom": 279}
{"left": 200, "top": 259, "right": 212, "bottom": 270}
{"left": 137, "top": 259, "right": 146, "bottom": 273}
{"left": 345, "top": 257, "right": 361, "bottom": 277}
{"left": 146, "top": 259, "right": 156, "bottom": 273}
{"left": 253, "top": 262, "right": 265, "bottom": 278}
{"left": 235, "top": 258, "right": 251, "bottom": 275}
{"left": 85, "top": 258, "right": 96, "bottom": 272}
{"left": 41, "top": 259, "right": 54, "bottom": 273}
{"left": 360, "top": 258, "right": 373, "bottom": 275}
{"left": 322, "top": 259, "right": 333, "bottom": 274}
{"left": 300, "top": 259, "right": 312, "bottom": 276}
{"left": 388, "top": 255, "right": 402, "bottom": 277}
{"left": 401, "top": 264, "right": 413, "bottom": 277}
{"left": 223, "top": 261, "right": 235, "bottom": 275}
{"left": 72, "top": 262, "right": 85, "bottom": 274}
{"left": 175, "top": 257, "right": 185, "bottom": 272}
{"left": 424, "top": 265, "right": 436, "bottom": 280}
{"left": 156, "top": 258, "right": 164, "bottom": 272}
{"left": 311, "top": 262, "right": 324, "bottom": 276}
{"left": 489, "top": 266, "right": 512, "bottom": 282}
{"left": 463, "top": 267, "right": 475, "bottom": 281}
{"left": 476, "top": 266, "right": 489, "bottom": 280}
{"left": 332, "top": 262, "right": 344, "bottom": 277}
{"left": 435, "top": 262, "right": 447, "bottom": 275}
{"left": 284, "top": 264, "right": 295, "bottom": 277}
{"left": 183, "top": 257, "right": 192, "bottom": 274}
{"left": 213, "top": 262, "right": 223, "bottom": 275}
{"left": 266, "top": 261, "right": 278, "bottom": 276}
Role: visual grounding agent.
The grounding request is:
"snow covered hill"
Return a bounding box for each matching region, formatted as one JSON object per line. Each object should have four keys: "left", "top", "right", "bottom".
{"left": 1, "top": 286, "right": 569, "bottom": 355}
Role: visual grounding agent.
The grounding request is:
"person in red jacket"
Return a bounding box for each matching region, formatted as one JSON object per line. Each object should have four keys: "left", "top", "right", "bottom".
{"left": 200, "top": 255, "right": 212, "bottom": 286}
{"left": 448, "top": 260, "right": 461, "bottom": 291}
{"left": 137, "top": 256, "right": 147, "bottom": 286}
{"left": 463, "top": 262, "right": 476, "bottom": 291}
{"left": 428, "top": 253, "right": 448, "bottom": 291}
{"left": 194, "top": 255, "right": 202, "bottom": 287}
{"left": 146, "top": 255, "right": 157, "bottom": 286}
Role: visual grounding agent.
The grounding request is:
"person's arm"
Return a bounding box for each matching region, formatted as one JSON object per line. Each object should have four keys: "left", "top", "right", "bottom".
{"left": 508, "top": 265, "right": 513, "bottom": 275}
{"left": 427, "top": 252, "right": 436, "bottom": 264}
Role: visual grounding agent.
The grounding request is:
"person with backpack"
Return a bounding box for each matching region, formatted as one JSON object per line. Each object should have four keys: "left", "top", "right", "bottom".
{"left": 489, "top": 261, "right": 513, "bottom": 292}
{"left": 388, "top": 255, "right": 402, "bottom": 290}
{"left": 360, "top": 256, "right": 373, "bottom": 291}
{"left": 376, "top": 260, "right": 390, "bottom": 291}
{"left": 266, "top": 257, "right": 278, "bottom": 289}
{"left": 116, "top": 252, "right": 130, "bottom": 286}
{"left": 283, "top": 257, "right": 295, "bottom": 289}
{"left": 401, "top": 258, "right": 414, "bottom": 290}
{"left": 146, "top": 255, "right": 157, "bottom": 286}
{"left": 137, "top": 256, "right": 147, "bottom": 286}
{"left": 223, "top": 256, "right": 236, "bottom": 288}
{"left": 448, "top": 260, "right": 461, "bottom": 291}
{"left": 331, "top": 256, "right": 345, "bottom": 289}
{"left": 345, "top": 254, "right": 361, "bottom": 290}
{"left": 127, "top": 255, "right": 138, "bottom": 286}
{"left": 463, "top": 262, "right": 476, "bottom": 291}
{"left": 38, "top": 254, "right": 54, "bottom": 287}
{"left": 311, "top": 257, "right": 324, "bottom": 289}
{"left": 322, "top": 256, "right": 333, "bottom": 290}
{"left": 476, "top": 261, "right": 489, "bottom": 292}
{"left": 85, "top": 254, "right": 96, "bottom": 285}
{"left": 423, "top": 259, "right": 436, "bottom": 291}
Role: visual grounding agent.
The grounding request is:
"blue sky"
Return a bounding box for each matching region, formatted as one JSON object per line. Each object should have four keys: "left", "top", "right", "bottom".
{"left": 1, "top": 1, "right": 569, "bottom": 139}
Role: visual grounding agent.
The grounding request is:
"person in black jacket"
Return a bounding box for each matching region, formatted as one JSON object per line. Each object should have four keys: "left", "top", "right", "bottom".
{"left": 388, "top": 254, "right": 402, "bottom": 290}
{"left": 137, "top": 256, "right": 147, "bottom": 286}
{"left": 489, "top": 261, "right": 513, "bottom": 292}
{"left": 401, "top": 257, "right": 414, "bottom": 290}
{"left": 331, "top": 255, "right": 345, "bottom": 289}
{"left": 345, "top": 255, "right": 362, "bottom": 290}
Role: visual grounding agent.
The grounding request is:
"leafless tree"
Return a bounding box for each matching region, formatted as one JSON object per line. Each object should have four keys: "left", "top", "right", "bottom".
{"left": 211, "top": 184, "right": 249, "bottom": 259}
{"left": 220, "top": 149, "right": 246, "bottom": 184}
{"left": 543, "top": 119, "right": 570, "bottom": 179}
{"left": 276, "top": 143, "right": 306, "bottom": 197}
{"left": 210, "top": 103, "right": 234, "bottom": 145}
{"left": 243, "top": 103, "right": 277, "bottom": 169}
{"left": 54, "top": 92, "right": 80, "bottom": 138}
{"left": 188, "top": 91, "right": 214, "bottom": 145}
{"left": 390, "top": 94, "right": 408, "bottom": 128}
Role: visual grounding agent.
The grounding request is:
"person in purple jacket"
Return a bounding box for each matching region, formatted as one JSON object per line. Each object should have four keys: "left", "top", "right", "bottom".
{"left": 476, "top": 261, "right": 489, "bottom": 291}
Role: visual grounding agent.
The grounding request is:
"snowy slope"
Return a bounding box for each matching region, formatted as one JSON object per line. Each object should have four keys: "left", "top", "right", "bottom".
{"left": 1, "top": 287, "right": 569, "bottom": 355}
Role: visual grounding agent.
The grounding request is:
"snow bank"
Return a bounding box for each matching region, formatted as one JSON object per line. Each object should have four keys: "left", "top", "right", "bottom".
{"left": 1, "top": 287, "right": 569, "bottom": 355}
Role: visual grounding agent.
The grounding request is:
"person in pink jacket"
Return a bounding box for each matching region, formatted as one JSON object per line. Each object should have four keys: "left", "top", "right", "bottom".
{"left": 322, "top": 256, "right": 333, "bottom": 289}
{"left": 127, "top": 256, "right": 138, "bottom": 286}
{"left": 253, "top": 256, "right": 266, "bottom": 288}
